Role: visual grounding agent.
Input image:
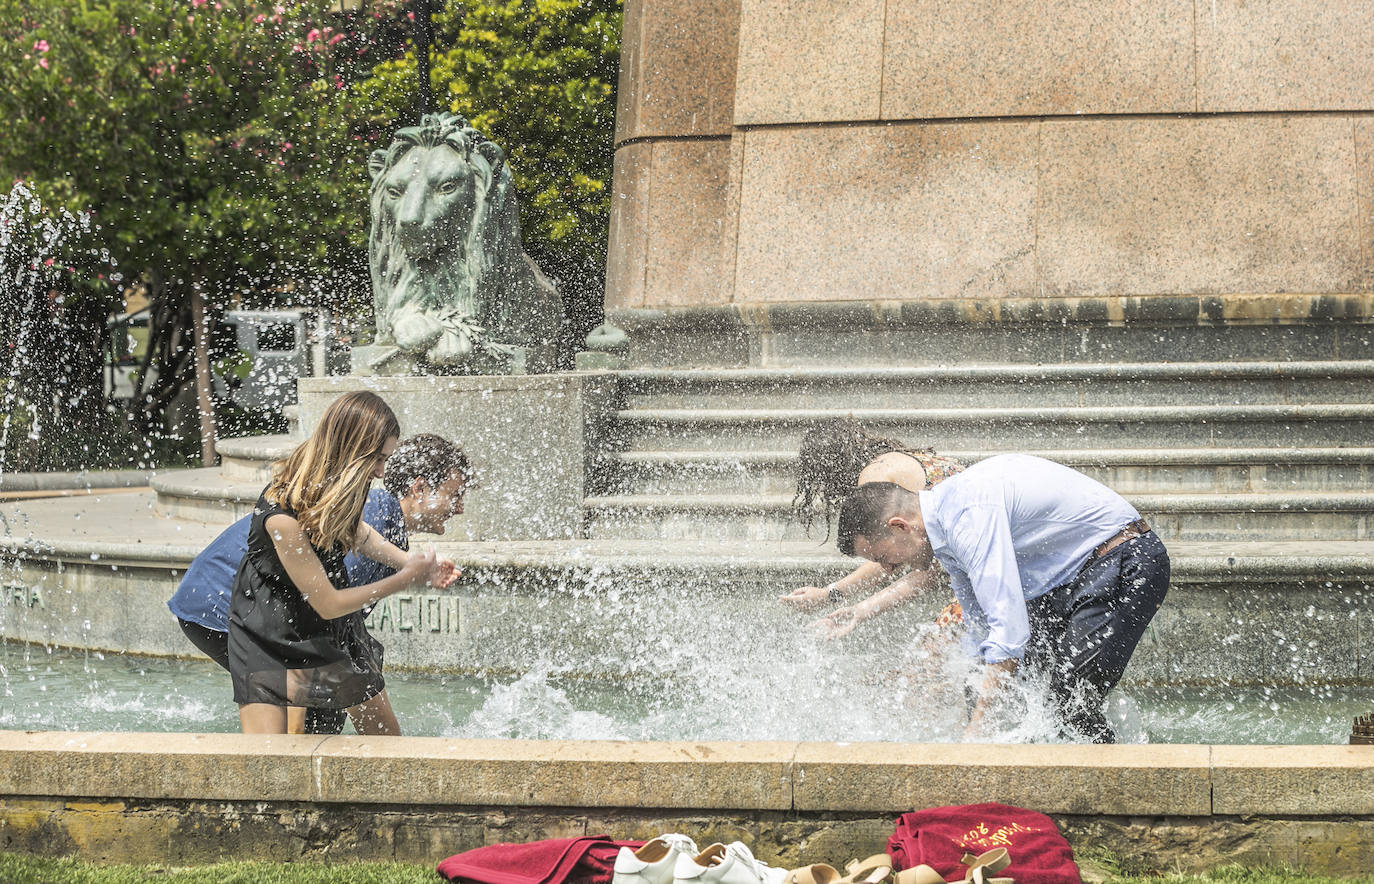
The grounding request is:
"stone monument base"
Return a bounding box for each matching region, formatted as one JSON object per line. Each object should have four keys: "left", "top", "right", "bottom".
{"left": 350, "top": 343, "right": 529, "bottom": 377}
{"left": 297, "top": 373, "right": 615, "bottom": 541}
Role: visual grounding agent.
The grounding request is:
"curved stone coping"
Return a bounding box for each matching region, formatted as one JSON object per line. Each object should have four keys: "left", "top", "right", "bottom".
{"left": 616, "top": 360, "right": 1374, "bottom": 386}
{"left": 615, "top": 447, "right": 1374, "bottom": 466}
{"left": 0, "top": 731, "right": 1371, "bottom": 817}
{"left": 586, "top": 490, "right": 1374, "bottom": 514}
{"left": 0, "top": 470, "right": 153, "bottom": 491}
{"left": 621, "top": 403, "right": 1374, "bottom": 425}
{"left": 150, "top": 469, "right": 262, "bottom": 503}
{"left": 7, "top": 534, "right": 1374, "bottom": 584}
{"left": 214, "top": 433, "right": 298, "bottom": 462}
{"left": 610, "top": 294, "right": 1374, "bottom": 331}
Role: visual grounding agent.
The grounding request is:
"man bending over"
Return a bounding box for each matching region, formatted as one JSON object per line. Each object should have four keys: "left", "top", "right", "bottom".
{"left": 835, "top": 454, "right": 1170, "bottom": 743}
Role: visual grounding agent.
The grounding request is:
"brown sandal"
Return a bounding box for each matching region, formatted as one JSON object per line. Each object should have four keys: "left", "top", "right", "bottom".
{"left": 838, "top": 853, "right": 894, "bottom": 884}
{"left": 785, "top": 864, "right": 843, "bottom": 884}
{"left": 959, "top": 849, "right": 1013, "bottom": 884}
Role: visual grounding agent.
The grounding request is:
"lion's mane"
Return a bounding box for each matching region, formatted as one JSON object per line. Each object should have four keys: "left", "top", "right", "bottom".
{"left": 367, "top": 112, "right": 560, "bottom": 365}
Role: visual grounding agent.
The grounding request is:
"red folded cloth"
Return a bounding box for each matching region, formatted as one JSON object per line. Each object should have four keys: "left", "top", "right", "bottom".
{"left": 887, "top": 803, "right": 1081, "bottom": 884}
{"left": 437, "top": 835, "right": 646, "bottom": 884}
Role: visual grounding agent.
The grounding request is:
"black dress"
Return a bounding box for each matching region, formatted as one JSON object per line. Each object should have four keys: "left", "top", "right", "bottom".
{"left": 228, "top": 492, "right": 385, "bottom": 710}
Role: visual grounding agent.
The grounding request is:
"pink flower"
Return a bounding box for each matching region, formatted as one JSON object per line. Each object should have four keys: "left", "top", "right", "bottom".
{"left": 275, "top": 4, "right": 284, "bottom": 12}
{"left": 187, "top": 15, "right": 194, "bottom": 23}
{"left": 328, "top": 32, "right": 343, "bottom": 45}
{"left": 291, "top": 43, "right": 302, "bottom": 51}
{"left": 254, "top": 13, "right": 265, "bottom": 22}
{"left": 281, "top": 141, "right": 292, "bottom": 150}
{"left": 191, "top": 0, "right": 205, "bottom": 7}
{"left": 406, "top": 10, "right": 414, "bottom": 19}
{"left": 37, "top": 57, "right": 48, "bottom": 69}
{"left": 43, "top": 258, "right": 53, "bottom": 266}
{"left": 306, "top": 28, "right": 320, "bottom": 42}
{"left": 33, "top": 39, "right": 49, "bottom": 53}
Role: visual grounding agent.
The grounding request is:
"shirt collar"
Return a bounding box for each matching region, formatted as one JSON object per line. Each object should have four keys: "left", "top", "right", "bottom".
{"left": 917, "top": 488, "right": 948, "bottom": 554}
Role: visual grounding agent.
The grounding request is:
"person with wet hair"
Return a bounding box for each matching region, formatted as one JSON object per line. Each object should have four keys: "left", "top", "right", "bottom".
{"left": 835, "top": 455, "right": 1170, "bottom": 743}
{"left": 781, "top": 417, "right": 964, "bottom": 638}
{"left": 228, "top": 391, "right": 458, "bottom": 735}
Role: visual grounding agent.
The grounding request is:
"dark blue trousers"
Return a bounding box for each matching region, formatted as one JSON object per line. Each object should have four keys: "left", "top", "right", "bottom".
{"left": 1023, "top": 532, "right": 1170, "bottom": 743}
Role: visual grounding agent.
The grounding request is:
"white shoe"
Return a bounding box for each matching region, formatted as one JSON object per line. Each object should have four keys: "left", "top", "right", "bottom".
{"left": 674, "top": 841, "right": 787, "bottom": 884}
{"left": 614, "top": 834, "right": 702, "bottom": 884}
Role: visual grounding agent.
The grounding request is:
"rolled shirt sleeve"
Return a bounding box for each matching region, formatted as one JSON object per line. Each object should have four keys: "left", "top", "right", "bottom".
{"left": 946, "top": 504, "right": 1031, "bottom": 663}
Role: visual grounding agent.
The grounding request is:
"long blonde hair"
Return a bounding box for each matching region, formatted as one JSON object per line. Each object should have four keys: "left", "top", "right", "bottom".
{"left": 266, "top": 391, "right": 401, "bottom": 552}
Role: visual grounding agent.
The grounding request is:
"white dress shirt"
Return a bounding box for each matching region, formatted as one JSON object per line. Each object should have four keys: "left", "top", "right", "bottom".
{"left": 917, "top": 453, "right": 1141, "bottom": 663}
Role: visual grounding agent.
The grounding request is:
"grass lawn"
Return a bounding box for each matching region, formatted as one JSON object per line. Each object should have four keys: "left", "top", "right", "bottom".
{"left": 3, "top": 854, "right": 1374, "bottom": 884}
{"left": 0, "top": 855, "right": 439, "bottom": 884}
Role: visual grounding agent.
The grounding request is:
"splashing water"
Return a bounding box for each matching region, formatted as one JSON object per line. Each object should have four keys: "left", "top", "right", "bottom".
{"left": 0, "top": 183, "right": 96, "bottom": 478}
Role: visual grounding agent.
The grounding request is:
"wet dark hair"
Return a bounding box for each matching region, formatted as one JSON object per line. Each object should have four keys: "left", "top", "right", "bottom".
{"left": 836, "top": 481, "right": 918, "bottom": 557}
{"left": 793, "top": 416, "right": 926, "bottom": 533}
{"left": 382, "top": 433, "right": 474, "bottom": 498}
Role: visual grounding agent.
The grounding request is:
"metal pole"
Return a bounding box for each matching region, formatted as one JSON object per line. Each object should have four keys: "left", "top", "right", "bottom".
{"left": 414, "top": 0, "right": 433, "bottom": 117}
{"left": 191, "top": 286, "right": 217, "bottom": 466}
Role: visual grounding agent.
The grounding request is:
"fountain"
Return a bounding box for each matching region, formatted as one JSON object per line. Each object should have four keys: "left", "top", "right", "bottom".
{"left": 3, "top": 0, "right": 1374, "bottom": 874}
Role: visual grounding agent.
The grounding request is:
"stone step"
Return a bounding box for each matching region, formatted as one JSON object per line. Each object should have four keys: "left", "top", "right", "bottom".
{"left": 583, "top": 490, "right": 1374, "bottom": 542}
{"left": 214, "top": 434, "right": 297, "bottom": 484}
{"left": 150, "top": 468, "right": 260, "bottom": 523}
{"left": 616, "top": 361, "right": 1374, "bottom": 409}
{"left": 608, "top": 448, "right": 1374, "bottom": 496}
{"left": 614, "top": 404, "right": 1374, "bottom": 450}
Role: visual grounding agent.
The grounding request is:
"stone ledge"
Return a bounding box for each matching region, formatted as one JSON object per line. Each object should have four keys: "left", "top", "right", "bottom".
{"left": 0, "top": 731, "right": 326, "bottom": 802}
{"left": 315, "top": 738, "right": 794, "bottom": 809}
{"left": 613, "top": 294, "right": 1374, "bottom": 332}
{"left": 792, "top": 742, "right": 1211, "bottom": 816}
{"left": 0, "top": 471, "right": 153, "bottom": 492}
{"left": 0, "top": 731, "right": 1368, "bottom": 819}
{"left": 1213, "top": 745, "right": 1374, "bottom": 815}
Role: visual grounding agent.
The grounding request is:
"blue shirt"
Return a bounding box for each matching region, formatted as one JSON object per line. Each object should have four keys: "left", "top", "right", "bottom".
{"left": 918, "top": 454, "right": 1140, "bottom": 665}
{"left": 167, "top": 488, "right": 408, "bottom": 631}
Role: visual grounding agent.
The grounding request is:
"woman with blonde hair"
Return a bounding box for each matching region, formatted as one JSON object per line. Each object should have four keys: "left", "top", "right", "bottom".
{"left": 229, "top": 391, "right": 456, "bottom": 734}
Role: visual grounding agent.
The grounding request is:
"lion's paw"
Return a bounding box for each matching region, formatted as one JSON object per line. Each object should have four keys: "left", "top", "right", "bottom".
{"left": 392, "top": 311, "right": 444, "bottom": 351}
{"left": 427, "top": 328, "right": 475, "bottom": 364}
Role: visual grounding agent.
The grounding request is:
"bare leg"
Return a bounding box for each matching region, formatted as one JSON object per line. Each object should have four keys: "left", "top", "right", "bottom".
{"left": 346, "top": 690, "right": 401, "bottom": 736}
{"left": 286, "top": 706, "right": 306, "bottom": 734}
{"left": 239, "top": 703, "right": 288, "bottom": 734}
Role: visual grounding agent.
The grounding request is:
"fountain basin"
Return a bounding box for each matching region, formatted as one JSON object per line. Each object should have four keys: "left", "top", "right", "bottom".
{"left": 4, "top": 506, "right": 1374, "bottom": 687}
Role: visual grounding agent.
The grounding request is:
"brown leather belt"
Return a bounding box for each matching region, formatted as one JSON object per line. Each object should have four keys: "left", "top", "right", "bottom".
{"left": 1093, "top": 518, "right": 1151, "bottom": 559}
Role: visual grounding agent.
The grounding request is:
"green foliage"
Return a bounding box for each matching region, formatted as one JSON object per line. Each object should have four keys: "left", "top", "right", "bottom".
{"left": 1, "top": 0, "right": 619, "bottom": 330}
{"left": 0, "top": 0, "right": 401, "bottom": 305}
{"left": 0, "top": 0, "right": 621, "bottom": 464}
{"left": 353, "top": 0, "right": 622, "bottom": 332}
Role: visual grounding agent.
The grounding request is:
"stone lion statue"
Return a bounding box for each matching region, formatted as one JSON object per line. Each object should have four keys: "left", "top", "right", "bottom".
{"left": 367, "top": 112, "right": 563, "bottom": 372}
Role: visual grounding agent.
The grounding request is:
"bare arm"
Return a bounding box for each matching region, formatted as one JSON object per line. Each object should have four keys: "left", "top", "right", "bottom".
{"left": 780, "top": 560, "right": 891, "bottom": 610}
{"left": 267, "top": 514, "right": 446, "bottom": 621}
{"left": 354, "top": 521, "right": 411, "bottom": 573}
{"left": 811, "top": 566, "right": 943, "bottom": 639}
